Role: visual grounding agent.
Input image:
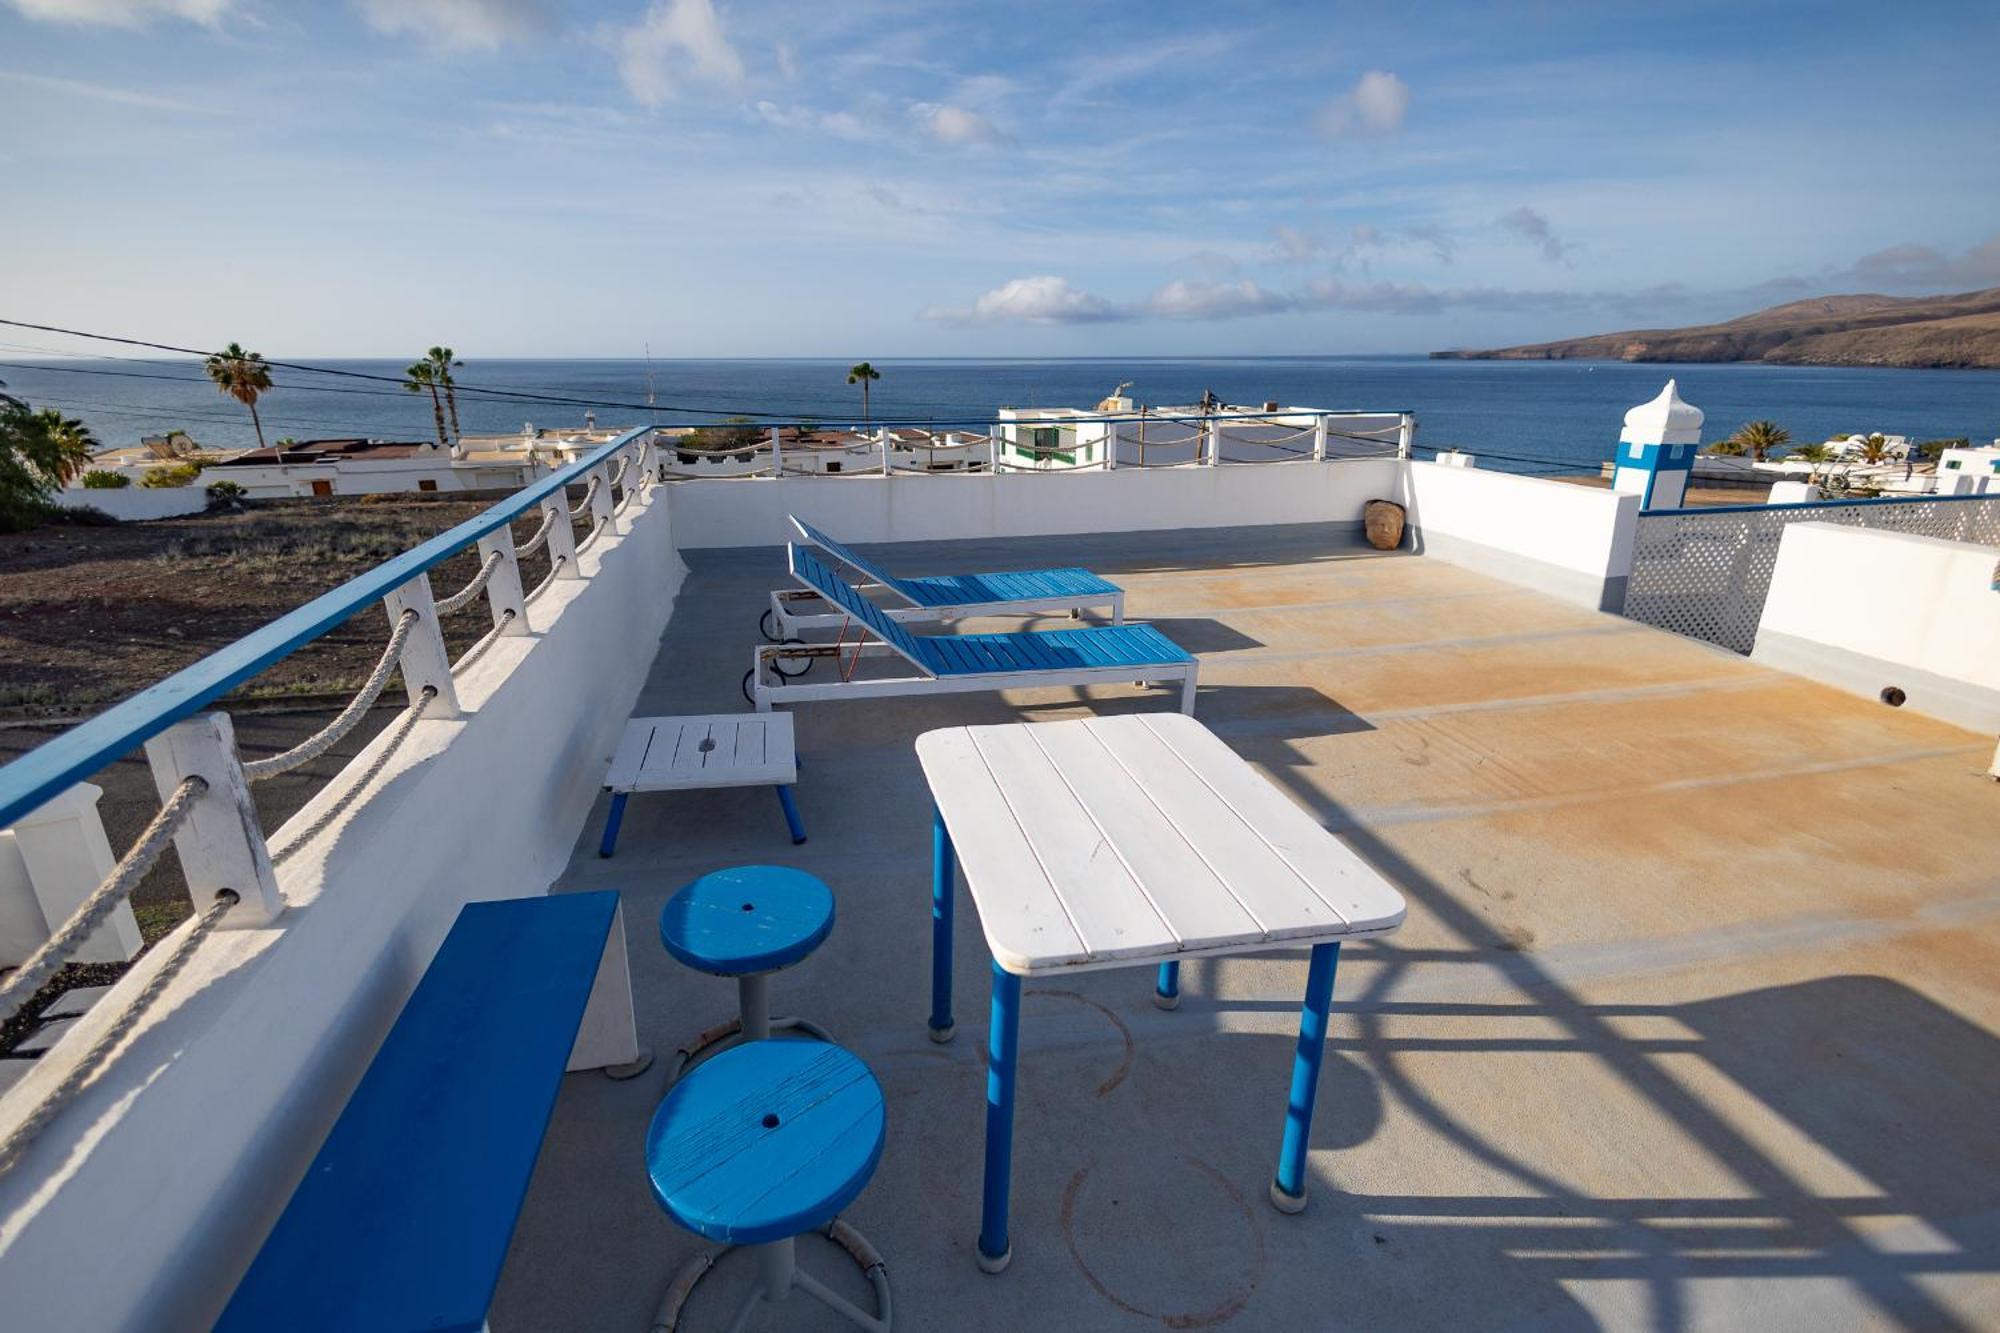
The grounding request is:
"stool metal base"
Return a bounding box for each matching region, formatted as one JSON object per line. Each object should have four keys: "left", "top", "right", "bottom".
{"left": 603, "top": 1045, "right": 657, "bottom": 1081}
{"left": 667, "top": 1015, "right": 837, "bottom": 1087}
{"left": 652, "top": 1219, "right": 891, "bottom": 1332}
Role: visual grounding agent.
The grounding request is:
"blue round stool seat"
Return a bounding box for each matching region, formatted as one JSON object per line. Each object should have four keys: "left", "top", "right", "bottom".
{"left": 646, "top": 1040, "right": 886, "bottom": 1246}
{"left": 660, "top": 866, "right": 834, "bottom": 976}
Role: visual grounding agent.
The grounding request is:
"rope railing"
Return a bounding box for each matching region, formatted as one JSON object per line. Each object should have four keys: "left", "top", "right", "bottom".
{"left": 0, "top": 887, "right": 238, "bottom": 1176}
{"left": 453, "top": 609, "right": 517, "bottom": 671}
{"left": 435, "top": 550, "right": 505, "bottom": 616}
{"left": 526, "top": 554, "right": 568, "bottom": 603}
{"left": 517, "top": 506, "right": 557, "bottom": 556}
{"left": 0, "top": 776, "right": 208, "bottom": 1027}
{"left": 239, "top": 611, "right": 420, "bottom": 783}
{"left": 267, "top": 686, "right": 438, "bottom": 867}
{"left": 569, "top": 475, "right": 600, "bottom": 519}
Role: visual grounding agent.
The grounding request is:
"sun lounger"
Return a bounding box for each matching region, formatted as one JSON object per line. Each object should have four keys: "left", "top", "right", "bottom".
{"left": 762, "top": 515, "right": 1124, "bottom": 639}
{"left": 747, "top": 544, "right": 1196, "bottom": 714}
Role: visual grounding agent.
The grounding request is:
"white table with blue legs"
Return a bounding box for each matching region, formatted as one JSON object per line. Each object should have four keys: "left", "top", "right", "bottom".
{"left": 916, "top": 712, "right": 1407, "bottom": 1273}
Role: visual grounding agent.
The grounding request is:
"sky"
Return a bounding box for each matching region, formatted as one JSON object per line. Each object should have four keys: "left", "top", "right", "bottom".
{"left": 2, "top": 0, "right": 1998, "bottom": 358}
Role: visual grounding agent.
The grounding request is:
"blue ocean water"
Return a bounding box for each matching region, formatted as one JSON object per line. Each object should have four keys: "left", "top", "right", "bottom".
{"left": 3, "top": 355, "right": 1995, "bottom": 477}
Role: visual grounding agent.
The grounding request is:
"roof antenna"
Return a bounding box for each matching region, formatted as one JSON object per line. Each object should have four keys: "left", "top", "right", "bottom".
{"left": 644, "top": 343, "right": 658, "bottom": 427}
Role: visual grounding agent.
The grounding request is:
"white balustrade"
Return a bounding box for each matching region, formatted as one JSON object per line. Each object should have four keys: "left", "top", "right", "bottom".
{"left": 144, "top": 713, "right": 283, "bottom": 925}
{"left": 382, "top": 576, "right": 463, "bottom": 718}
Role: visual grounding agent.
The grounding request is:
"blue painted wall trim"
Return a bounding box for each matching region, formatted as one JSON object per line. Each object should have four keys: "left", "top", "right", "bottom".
{"left": 0, "top": 428, "right": 647, "bottom": 829}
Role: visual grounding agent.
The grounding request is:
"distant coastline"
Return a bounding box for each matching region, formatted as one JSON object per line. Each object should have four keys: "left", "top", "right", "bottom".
{"left": 1433, "top": 286, "right": 2000, "bottom": 370}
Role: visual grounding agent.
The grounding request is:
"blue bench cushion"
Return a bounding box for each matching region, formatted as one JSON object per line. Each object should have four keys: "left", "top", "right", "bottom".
{"left": 787, "top": 544, "right": 1187, "bottom": 679}
{"left": 916, "top": 623, "right": 1191, "bottom": 676}
{"left": 217, "top": 891, "right": 618, "bottom": 1333}
{"left": 900, "top": 567, "right": 1119, "bottom": 608}
{"left": 660, "top": 866, "right": 834, "bottom": 975}
{"left": 791, "top": 515, "right": 1120, "bottom": 610}
{"left": 646, "top": 1040, "right": 885, "bottom": 1246}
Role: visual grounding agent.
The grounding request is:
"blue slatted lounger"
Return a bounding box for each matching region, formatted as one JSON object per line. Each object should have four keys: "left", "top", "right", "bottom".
{"left": 218, "top": 892, "right": 630, "bottom": 1333}
{"left": 763, "top": 515, "right": 1124, "bottom": 638}
{"left": 749, "top": 544, "right": 1197, "bottom": 715}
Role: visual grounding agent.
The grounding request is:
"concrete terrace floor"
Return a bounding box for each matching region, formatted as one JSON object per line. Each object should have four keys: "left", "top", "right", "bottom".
{"left": 500, "top": 525, "right": 2000, "bottom": 1332}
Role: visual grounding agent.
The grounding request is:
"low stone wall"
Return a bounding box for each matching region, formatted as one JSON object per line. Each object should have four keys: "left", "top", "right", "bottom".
{"left": 52, "top": 487, "right": 207, "bottom": 521}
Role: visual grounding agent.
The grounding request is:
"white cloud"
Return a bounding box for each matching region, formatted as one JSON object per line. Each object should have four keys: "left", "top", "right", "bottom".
{"left": 1146, "top": 278, "right": 1293, "bottom": 319}
{"left": 912, "top": 102, "right": 1006, "bottom": 148}
{"left": 755, "top": 101, "right": 870, "bottom": 141}
{"left": 925, "top": 276, "right": 1120, "bottom": 325}
{"left": 1267, "top": 224, "right": 1323, "bottom": 264}
{"left": 353, "top": 0, "right": 546, "bottom": 50}
{"left": 1498, "top": 206, "right": 1576, "bottom": 265}
{"left": 616, "top": 0, "right": 745, "bottom": 108}
{"left": 1836, "top": 234, "right": 2000, "bottom": 291}
{"left": 0, "top": 69, "right": 210, "bottom": 111}
{"left": 6, "top": 0, "right": 231, "bottom": 25}
{"left": 1316, "top": 70, "right": 1409, "bottom": 137}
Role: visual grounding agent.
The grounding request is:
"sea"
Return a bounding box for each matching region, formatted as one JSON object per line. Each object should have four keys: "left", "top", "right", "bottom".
{"left": 3, "top": 355, "right": 1996, "bottom": 477}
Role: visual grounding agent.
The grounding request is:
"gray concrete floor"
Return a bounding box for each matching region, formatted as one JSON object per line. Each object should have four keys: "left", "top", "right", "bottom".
{"left": 497, "top": 526, "right": 2000, "bottom": 1331}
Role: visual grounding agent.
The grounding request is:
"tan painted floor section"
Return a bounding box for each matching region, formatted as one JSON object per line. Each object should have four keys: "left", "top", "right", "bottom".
{"left": 501, "top": 526, "right": 2000, "bottom": 1332}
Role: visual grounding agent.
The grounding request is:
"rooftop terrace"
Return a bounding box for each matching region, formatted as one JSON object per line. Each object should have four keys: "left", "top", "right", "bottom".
{"left": 501, "top": 525, "right": 2000, "bottom": 1330}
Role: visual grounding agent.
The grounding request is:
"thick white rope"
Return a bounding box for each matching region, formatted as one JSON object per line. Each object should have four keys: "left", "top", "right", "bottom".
{"left": 267, "top": 687, "right": 436, "bottom": 867}
{"left": 435, "top": 550, "right": 504, "bottom": 616}
{"left": 240, "top": 611, "right": 419, "bottom": 782}
{"left": 526, "top": 554, "right": 567, "bottom": 603}
{"left": 453, "top": 608, "right": 516, "bottom": 671}
{"left": 0, "top": 776, "right": 206, "bottom": 1026}
{"left": 0, "top": 888, "right": 238, "bottom": 1177}
{"left": 516, "top": 506, "right": 557, "bottom": 556}
{"left": 568, "top": 475, "right": 599, "bottom": 519}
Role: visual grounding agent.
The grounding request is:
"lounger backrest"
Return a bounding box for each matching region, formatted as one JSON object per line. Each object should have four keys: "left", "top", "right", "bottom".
{"left": 787, "top": 516, "right": 917, "bottom": 603}
{"left": 787, "top": 544, "right": 937, "bottom": 676}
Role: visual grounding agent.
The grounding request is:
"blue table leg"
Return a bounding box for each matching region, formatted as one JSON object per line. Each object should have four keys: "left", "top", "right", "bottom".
{"left": 1154, "top": 960, "right": 1181, "bottom": 1010}
{"left": 775, "top": 785, "right": 807, "bottom": 844}
{"left": 1272, "top": 941, "right": 1341, "bottom": 1214}
{"left": 929, "top": 806, "right": 956, "bottom": 1042}
{"left": 978, "top": 959, "right": 1021, "bottom": 1274}
{"left": 597, "top": 792, "right": 628, "bottom": 858}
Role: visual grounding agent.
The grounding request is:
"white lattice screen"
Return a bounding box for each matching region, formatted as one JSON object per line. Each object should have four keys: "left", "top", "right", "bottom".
{"left": 1624, "top": 495, "right": 2000, "bottom": 653}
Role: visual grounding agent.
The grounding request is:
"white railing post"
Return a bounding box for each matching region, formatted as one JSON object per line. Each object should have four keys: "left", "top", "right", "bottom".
{"left": 988, "top": 430, "right": 1001, "bottom": 473}
{"left": 880, "top": 429, "right": 892, "bottom": 475}
{"left": 542, "top": 494, "right": 582, "bottom": 580}
{"left": 589, "top": 462, "right": 616, "bottom": 534}
{"left": 770, "top": 426, "right": 784, "bottom": 480}
{"left": 1205, "top": 418, "right": 1221, "bottom": 467}
{"left": 382, "top": 575, "right": 463, "bottom": 719}
{"left": 476, "top": 530, "right": 530, "bottom": 637}
{"left": 145, "top": 713, "right": 282, "bottom": 924}
{"left": 1397, "top": 413, "right": 1417, "bottom": 459}
{"left": 1103, "top": 422, "right": 1118, "bottom": 470}
{"left": 1313, "top": 415, "right": 1329, "bottom": 462}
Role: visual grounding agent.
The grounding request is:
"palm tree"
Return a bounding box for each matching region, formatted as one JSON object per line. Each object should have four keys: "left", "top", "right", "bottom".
{"left": 33, "top": 409, "right": 98, "bottom": 484}
{"left": 426, "top": 346, "right": 464, "bottom": 440}
{"left": 404, "top": 361, "right": 449, "bottom": 450}
{"left": 846, "top": 362, "right": 881, "bottom": 422}
{"left": 1856, "top": 433, "right": 1892, "bottom": 465}
{"left": 1726, "top": 419, "right": 1791, "bottom": 461}
{"left": 204, "top": 342, "right": 273, "bottom": 449}
{"left": 1, "top": 402, "right": 98, "bottom": 528}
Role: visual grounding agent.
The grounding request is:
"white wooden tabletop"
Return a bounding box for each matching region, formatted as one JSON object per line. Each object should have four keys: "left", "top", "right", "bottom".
{"left": 916, "top": 714, "right": 1406, "bottom": 976}
{"left": 605, "top": 713, "right": 796, "bottom": 794}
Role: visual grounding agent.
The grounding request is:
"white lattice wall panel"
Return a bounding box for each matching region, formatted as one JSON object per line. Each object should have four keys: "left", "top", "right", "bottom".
{"left": 1624, "top": 496, "right": 2000, "bottom": 653}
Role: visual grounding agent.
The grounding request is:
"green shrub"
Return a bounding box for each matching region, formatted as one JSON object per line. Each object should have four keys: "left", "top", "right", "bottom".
{"left": 205, "top": 479, "right": 247, "bottom": 508}
{"left": 81, "top": 469, "right": 131, "bottom": 489}
{"left": 140, "top": 463, "right": 201, "bottom": 488}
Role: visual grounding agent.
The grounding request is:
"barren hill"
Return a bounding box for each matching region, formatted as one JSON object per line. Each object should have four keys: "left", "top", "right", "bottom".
{"left": 1433, "top": 288, "right": 2000, "bottom": 368}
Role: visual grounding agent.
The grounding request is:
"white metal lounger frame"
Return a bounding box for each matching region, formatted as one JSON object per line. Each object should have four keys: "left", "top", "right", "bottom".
{"left": 765, "top": 516, "right": 1124, "bottom": 638}
{"left": 749, "top": 550, "right": 1195, "bottom": 715}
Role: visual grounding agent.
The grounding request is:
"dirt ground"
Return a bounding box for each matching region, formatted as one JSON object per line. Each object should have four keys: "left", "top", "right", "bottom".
{"left": 0, "top": 490, "right": 591, "bottom": 1053}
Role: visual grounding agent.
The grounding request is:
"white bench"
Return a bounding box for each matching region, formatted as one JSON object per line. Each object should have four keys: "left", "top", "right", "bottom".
{"left": 600, "top": 713, "right": 805, "bottom": 857}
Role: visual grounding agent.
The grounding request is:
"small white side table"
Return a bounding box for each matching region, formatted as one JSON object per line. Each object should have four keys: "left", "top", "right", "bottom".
{"left": 600, "top": 713, "right": 804, "bottom": 857}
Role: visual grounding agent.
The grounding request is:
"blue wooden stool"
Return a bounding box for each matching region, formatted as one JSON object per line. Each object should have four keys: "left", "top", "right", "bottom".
{"left": 647, "top": 1040, "right": 891, "bottom": 1331}
{"left": 660, "top": 866, "right": 837, "bottom": 1083}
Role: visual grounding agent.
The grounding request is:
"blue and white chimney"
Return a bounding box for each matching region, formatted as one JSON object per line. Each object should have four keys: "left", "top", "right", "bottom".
{"left": 1612, "top": 379, "right": 1704, "bottom": 510}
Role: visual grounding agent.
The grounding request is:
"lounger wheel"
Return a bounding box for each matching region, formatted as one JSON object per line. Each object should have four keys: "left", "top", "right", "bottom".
{"left": 772, "top": 638, "right": 813, "bottom": 679}
{"left": 759, "top": 607, "right": 781, "bottom": 643}
{"left": 741, "top": 668, "right": 758, "bottom": 704}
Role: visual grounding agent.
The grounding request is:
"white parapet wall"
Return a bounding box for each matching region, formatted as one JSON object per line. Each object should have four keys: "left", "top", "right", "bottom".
{"left": 0, "top": 487, "right": 684, "bottom": 1330}
{"left": 52, "top": 487, "right": 208, "bottom": 521}
{"left": 1751, "top": 522, "right": 2000, "bottom": 734}
{"left": 1399, "top": 460, "right": 1640, "bottom": 611}
{"left": 664, "top": 455, "right": 1406, "bottom": 548}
